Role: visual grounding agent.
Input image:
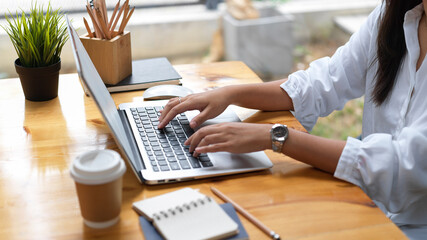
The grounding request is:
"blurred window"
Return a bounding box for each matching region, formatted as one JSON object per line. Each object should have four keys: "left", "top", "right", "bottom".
{"left": 1, "top": 0, "right": 205, "bottom": 18}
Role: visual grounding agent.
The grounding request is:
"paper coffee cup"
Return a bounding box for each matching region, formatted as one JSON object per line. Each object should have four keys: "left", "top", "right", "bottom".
{"left": 70, "top": 149, "right": 126, "bottom": 229}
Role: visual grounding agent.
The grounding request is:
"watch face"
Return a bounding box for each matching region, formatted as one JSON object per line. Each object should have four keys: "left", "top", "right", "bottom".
{"left": 273, "top": 125, "right": 288, "bottom": 141}
{"left": 271, "top": 124, "right": 288, "bottom": 153}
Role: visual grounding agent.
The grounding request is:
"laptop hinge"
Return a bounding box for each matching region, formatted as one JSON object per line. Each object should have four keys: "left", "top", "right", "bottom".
{"left": 118, "top": 109, "right": 145, "bottom": 180}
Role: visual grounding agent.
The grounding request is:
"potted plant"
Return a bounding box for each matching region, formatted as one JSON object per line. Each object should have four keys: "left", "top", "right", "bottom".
{"left": 2, "top": 4, "right": 69, "bottom": 101}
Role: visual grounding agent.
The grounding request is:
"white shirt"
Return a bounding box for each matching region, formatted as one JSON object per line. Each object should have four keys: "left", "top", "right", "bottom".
{"left": 281, "top": 3, "right": 427, "bottom": 239}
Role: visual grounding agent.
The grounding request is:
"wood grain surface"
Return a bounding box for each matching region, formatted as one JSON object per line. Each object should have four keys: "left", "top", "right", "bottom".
{"left": 0, "top": 61, "right": 406, "bottom": 239}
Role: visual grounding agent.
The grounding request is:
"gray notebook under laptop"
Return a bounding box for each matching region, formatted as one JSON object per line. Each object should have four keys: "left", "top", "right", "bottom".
{"left": 67, "top": 17, "right": 272, "bottom": 184}
{"left": 106, "top": 57, "right": 181, "bottom": 93}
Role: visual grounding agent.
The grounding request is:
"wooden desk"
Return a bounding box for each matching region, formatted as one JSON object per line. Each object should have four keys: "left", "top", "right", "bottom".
{"left": 0, "top": 62, "right": 405, "bottom": 239}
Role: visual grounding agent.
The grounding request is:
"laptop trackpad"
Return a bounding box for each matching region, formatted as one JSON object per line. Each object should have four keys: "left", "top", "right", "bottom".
{"left": 209, "top": 151, "right": 271, "bottom": 169}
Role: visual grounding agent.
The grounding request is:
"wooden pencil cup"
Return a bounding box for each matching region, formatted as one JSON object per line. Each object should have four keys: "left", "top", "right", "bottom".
{"left": 80, "top": 31, "right": 132, "bottom": 85}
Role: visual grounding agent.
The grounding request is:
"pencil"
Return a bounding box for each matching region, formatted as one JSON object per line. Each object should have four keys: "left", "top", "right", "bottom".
{"left": 85, "top": 4, "right": 96, "bottom": 37}
{"left": 118, "top": 2, "right": 130, "bottom": 35}
{"left": 210, "top": 186, "right": 281, "bottom": 240}
{"left": 119, "top": 6, "right": 134, "bottom": 34}
{"left": 109, "top": 0, "right": 126, "bottom": 35}
{"left": 93, "top": 8, "right": 106, "bottom": 39}
{"left": 95, "top": 7, "right": 111, "bottom": 39}
{"left": 101, "top": 0, "right": 108, "bottom": 24}
{"left": 95, "top": 0, "right": 107, "bottom": 28}
{"left": 86, "top": 5, "right": 102, "bottom": 38}
{"left": 108, "top": 0, "right": 120, "bottom": 30}
{"left": 83, "top": 17, "right": 94, "bottom": 38}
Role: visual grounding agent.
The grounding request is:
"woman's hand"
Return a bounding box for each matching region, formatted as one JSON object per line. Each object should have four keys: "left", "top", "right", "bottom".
{"left": 158, "top": 87, "right": 234, "bottom": 129}
{"left": 185, "top": 122, "right": 273, "bottom": 156}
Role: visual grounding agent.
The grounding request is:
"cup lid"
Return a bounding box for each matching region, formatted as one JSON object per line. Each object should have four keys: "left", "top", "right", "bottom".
{"left": 70, "top": 150, "right": 126, "bottom": 185}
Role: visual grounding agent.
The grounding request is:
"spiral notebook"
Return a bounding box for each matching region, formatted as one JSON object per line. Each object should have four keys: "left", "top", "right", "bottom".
{"left": 138, "top": 203, "right": 248, "bottom": 240}
{"left": 132, "top": 188, "right": 239, "bottom": 240}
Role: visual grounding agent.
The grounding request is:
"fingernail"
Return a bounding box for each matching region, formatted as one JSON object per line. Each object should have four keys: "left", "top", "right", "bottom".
{"left": 190, "top": 120, "right": 196, "bottom": 128}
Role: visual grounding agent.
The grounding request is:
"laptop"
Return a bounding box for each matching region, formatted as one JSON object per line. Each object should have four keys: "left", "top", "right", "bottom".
{"left": 66, "top": 17, "right": 273, "bottom": 184}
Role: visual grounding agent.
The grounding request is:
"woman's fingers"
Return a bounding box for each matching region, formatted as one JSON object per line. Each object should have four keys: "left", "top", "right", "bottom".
{"left": 158, "top": 97, "right": 180, "bottom": 122}
{"left": 185, "top": 122, "right": 272, "bottom": 155}
{"left": 186, "top": 125, "right": 230, "bottom": 156}
{"left": 194, "top": 133, "right": 228, "bottom": 155}
{"left": 158, "top": 96, "right": 191, "bottom": 129}
{"left": 158, "top": 88, "right": 232, "bottom": 129}
{"left": 186, "top": 125, "right": 218, "bottom": 153}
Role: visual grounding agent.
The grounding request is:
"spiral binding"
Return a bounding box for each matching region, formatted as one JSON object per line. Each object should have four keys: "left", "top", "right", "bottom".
{"left": 152, "top": 196, "right": 213, "bottom": 221}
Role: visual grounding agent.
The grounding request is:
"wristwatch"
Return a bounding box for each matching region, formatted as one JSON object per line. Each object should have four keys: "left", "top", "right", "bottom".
{"left": 270, "top": 124, "right": 289, "bottom": 153}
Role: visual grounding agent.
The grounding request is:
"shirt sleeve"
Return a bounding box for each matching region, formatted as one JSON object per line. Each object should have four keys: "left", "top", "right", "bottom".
{"left": 281, "top": 5, "right": 382, "bottom": 131}
{"left": 334, "top": 120, "right": 427, "bottom": 219}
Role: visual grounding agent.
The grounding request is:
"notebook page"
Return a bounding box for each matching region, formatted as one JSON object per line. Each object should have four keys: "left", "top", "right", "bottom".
{"left": 132, "top": 188, "right": 205, "bottom": 221}
{"left": 153, "top": 197, "right": 239, "bottom": 240}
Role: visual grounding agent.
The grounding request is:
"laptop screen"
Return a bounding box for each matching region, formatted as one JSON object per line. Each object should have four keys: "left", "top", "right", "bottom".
{"left": 66, "top": 17, "right": 136, "bottom": 164}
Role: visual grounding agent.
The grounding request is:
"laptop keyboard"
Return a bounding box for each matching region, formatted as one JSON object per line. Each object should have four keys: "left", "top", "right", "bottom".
{"left": 130, "top": 106, "right": 213, "bottom": 172}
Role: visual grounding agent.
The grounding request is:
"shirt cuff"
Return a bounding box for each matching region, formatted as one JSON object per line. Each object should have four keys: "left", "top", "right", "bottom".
{"left": 280, "top": 75, "right": 315, "bottom": 131}
{"left": 334, "top": 137, "right": 363, "bottom": 187}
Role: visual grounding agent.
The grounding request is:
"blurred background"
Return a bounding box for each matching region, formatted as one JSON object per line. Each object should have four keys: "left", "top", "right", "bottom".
{"left": 0, "top": 0, "right": 379, "bottom": 139}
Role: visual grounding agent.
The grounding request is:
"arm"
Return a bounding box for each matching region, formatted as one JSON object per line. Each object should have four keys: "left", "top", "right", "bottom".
{"left": 284, "top": 128, "right": 345, "bottom": 173}
{"left": 226, "top": 80, "right": 294, "bottom": 111}
{"left": 189, "top": 119, "right": 427, "bottom": 218}
{"left": 158, "top": 79, "right": 294, "bottom": 129}
{"left": 188, "top": 123, "right": 345, "bottom": 174}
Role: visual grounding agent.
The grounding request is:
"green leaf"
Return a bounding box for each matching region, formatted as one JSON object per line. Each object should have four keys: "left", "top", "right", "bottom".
{"left": 1, "top": 2, "right": 68, "bottom": 68}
